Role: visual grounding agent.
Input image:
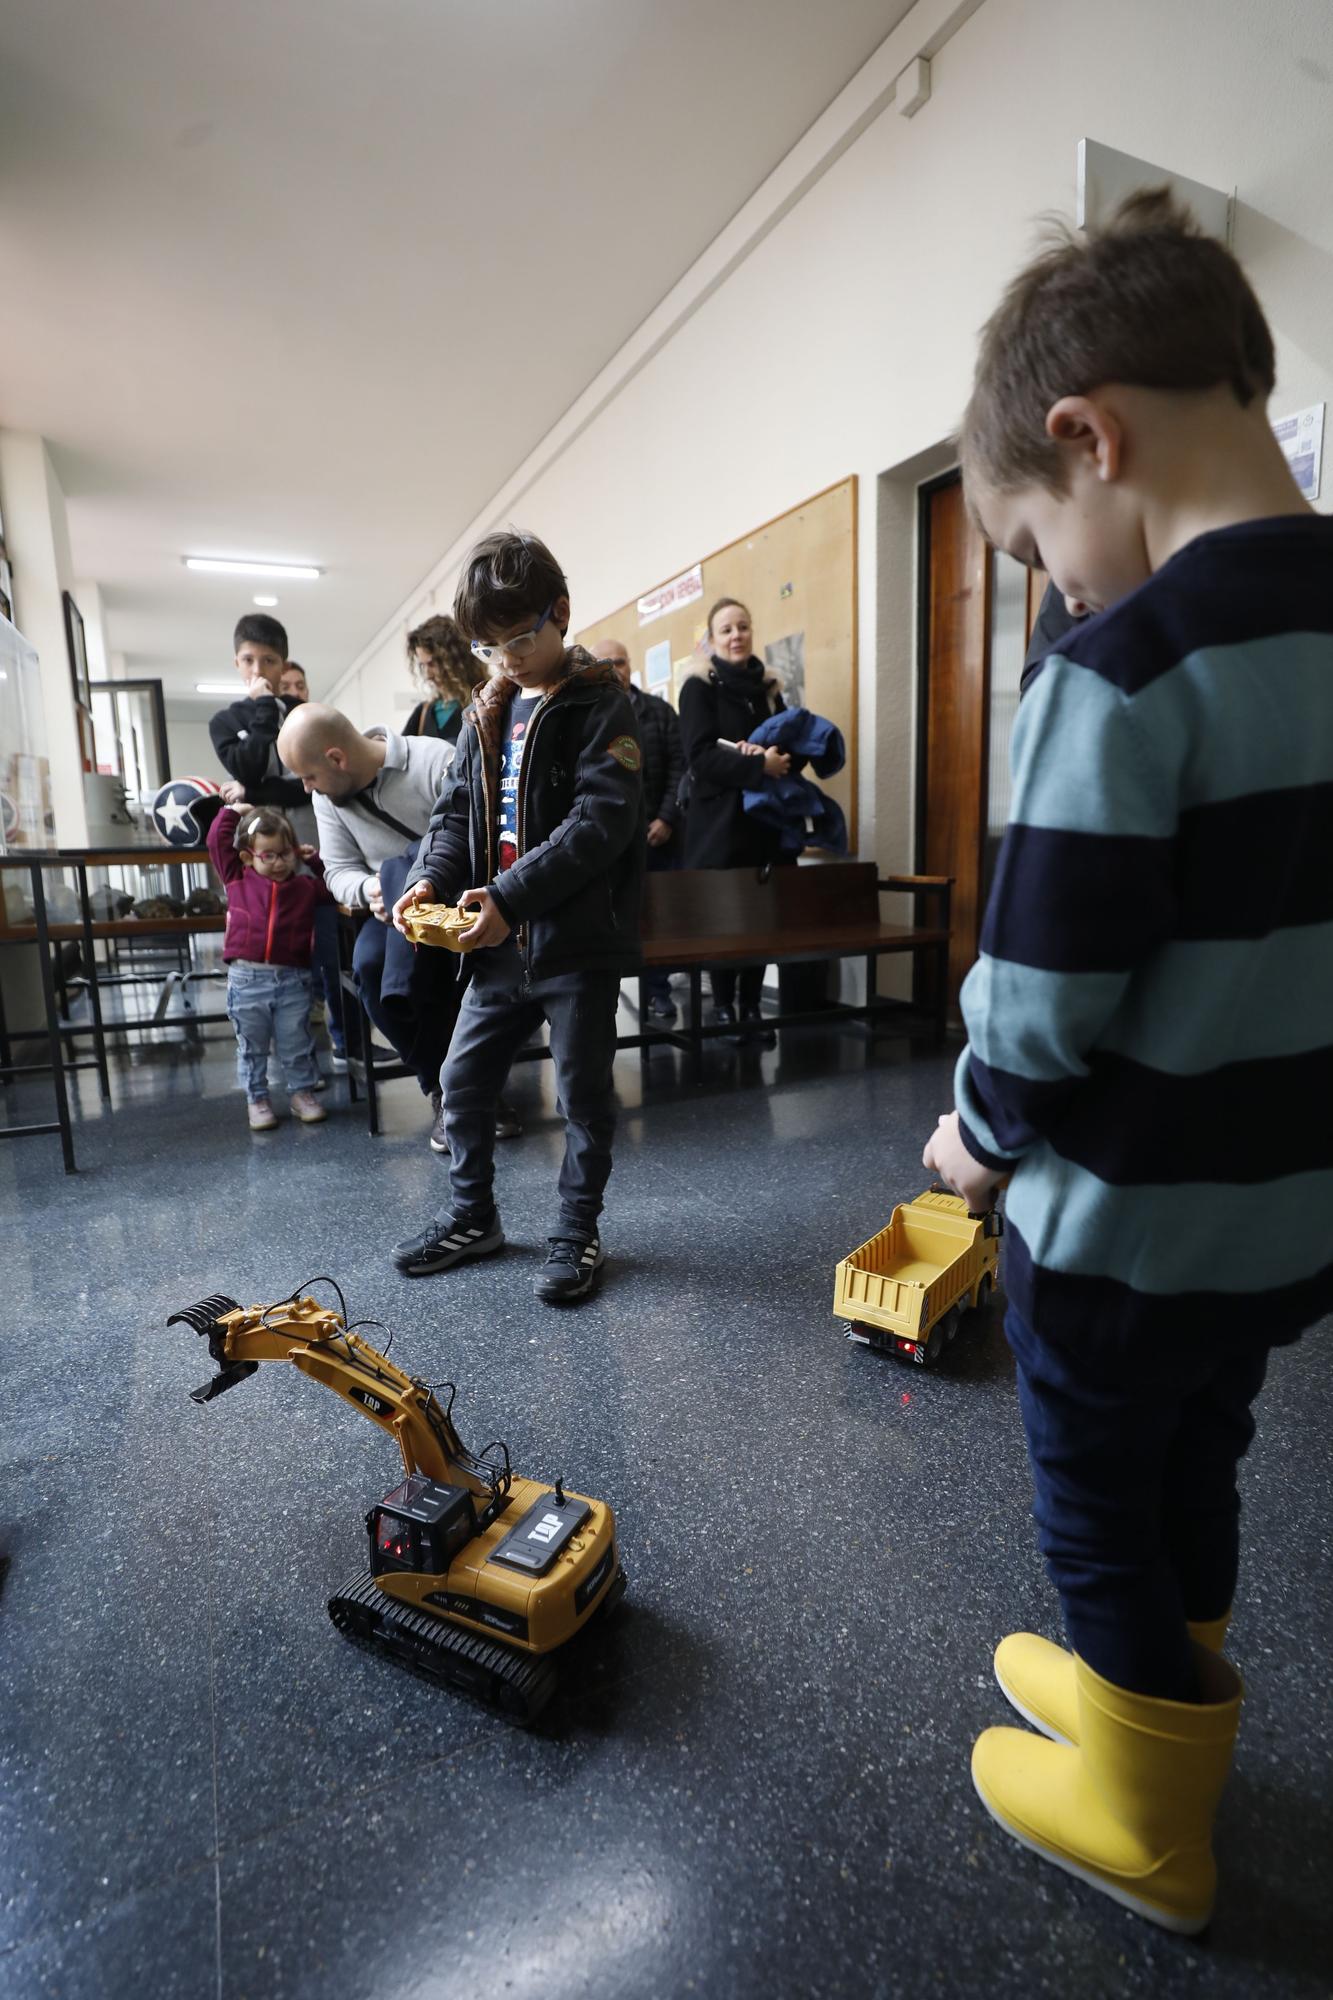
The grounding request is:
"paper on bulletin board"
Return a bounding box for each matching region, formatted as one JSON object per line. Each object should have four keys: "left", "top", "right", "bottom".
{"left": 644, "top": 639, "right": 672, "bottom": 690}
{"left": 671, "top": 659, "right": 697, "bottom": 708}
{"left": 637, "top": 563, "right": 703, "bottom": 627}
{"left": 1272, "top": 403, "right": 1324, "bottom": 500}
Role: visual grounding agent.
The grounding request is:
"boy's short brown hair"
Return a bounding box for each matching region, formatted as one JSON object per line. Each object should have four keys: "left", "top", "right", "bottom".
{"left": 962, "top": 187, "right": 1276, "bottom": 495}
{"left": 452, "top": 531, "right": 568, "bottom": 641}
{"left": 234, "top": 806, "right": 296, "bottom": 854}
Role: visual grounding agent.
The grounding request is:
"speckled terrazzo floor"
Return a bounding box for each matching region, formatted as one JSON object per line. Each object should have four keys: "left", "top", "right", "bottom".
{"left": 2, "top": 1006, "right": 1330, "bottom": 2000}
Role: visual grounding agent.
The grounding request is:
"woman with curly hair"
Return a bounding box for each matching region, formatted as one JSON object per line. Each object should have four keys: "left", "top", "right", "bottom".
{"left": 404, "top": 614, "right": 479, "bottom": 744}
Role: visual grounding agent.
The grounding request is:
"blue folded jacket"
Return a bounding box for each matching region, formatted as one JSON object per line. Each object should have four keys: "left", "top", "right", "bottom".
{"left": 747, "top": 707, "right": 845, "bottom": 777}
{"left": 741, "top": 707, "right": 848, "bottom": 857}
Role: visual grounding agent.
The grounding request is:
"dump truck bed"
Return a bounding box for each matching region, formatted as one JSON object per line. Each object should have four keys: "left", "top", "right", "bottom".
{"left": 833, "top": 1188, "right": 999, "bottom": 1359}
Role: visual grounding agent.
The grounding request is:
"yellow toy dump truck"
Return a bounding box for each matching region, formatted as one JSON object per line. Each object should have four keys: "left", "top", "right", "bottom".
{"left": 834, "top": 1185, "right": 1001, "bottom": 1366}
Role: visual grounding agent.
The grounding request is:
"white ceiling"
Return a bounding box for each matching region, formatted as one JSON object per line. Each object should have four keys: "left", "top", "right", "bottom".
{"left": 0, "top": 0, "right": 914, "bottom": 707}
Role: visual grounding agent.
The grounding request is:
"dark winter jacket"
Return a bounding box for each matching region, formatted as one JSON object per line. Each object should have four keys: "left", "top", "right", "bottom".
{"left": 406, "top": 649, "right": 645, "bottom": 980}
{"left": 207, "top": 806, "right": 333, "bottom": 968}
{"left": 627, "top": 684, "right": 685, "bottom": 828}
{"left": 677, "top": 656, "right": 785, "bottom": 869}
{"left": 208, "top": 691, "right": 305, "bottom": 809}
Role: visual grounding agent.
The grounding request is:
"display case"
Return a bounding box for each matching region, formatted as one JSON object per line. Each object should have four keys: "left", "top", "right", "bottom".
{"left": 0, "top": 613, "right": 56, "bottom": 856}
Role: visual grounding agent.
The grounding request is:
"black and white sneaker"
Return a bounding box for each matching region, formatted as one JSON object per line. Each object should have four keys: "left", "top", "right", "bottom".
{"left": 534, "top": 1234, "right": 604, "bottom": 1303}
{"left": 392, "top": 1209, "right": 504, "bottom": 1277}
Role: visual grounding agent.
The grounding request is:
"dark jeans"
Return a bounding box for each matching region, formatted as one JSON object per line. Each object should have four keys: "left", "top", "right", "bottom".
{"left": 352, "top": 912, "right": 458, "bottom": 1094}
{"left": 1005, "top": 1306, "right": 1272, "bottom": 1701}
{"left": 312, "top": 904, "right": 348, "bottom": 1052}
{"left": 645, "top": 839, "right": 679, "bottom": 1002}
{"left": 710, "top": 964, "right": 764, "bottom": 1011}
{"left": 441, "top": 942, "right": 620, "bottom": 1237}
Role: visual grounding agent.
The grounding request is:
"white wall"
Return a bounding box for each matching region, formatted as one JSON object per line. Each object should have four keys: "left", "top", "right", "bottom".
{"left": 163, "top": 705, "right": 227, "bottom": 783}
{"left": 330, "top": 0, "right": 1333, "bottom": 877}
{"left": 0, "top": 430, "right": 89, "bottom": 844}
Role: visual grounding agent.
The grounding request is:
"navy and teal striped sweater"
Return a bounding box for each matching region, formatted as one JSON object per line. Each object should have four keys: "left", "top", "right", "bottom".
{"left": 956, "top": 513, "right": 1333, "bottom": 1343}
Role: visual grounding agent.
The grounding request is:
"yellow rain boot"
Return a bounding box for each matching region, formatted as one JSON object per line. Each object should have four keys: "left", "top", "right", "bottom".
{"left": 972, "top": 1645, "right": 1242, "bottom": 1933}
{"left": 994, "top": 1612, "right": 1233, "bottom": 1747}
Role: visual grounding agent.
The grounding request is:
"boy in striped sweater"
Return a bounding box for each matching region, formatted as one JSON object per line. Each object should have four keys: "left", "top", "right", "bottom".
{"left": 923, "top": 189, "right": 1333, "bottom": 1933}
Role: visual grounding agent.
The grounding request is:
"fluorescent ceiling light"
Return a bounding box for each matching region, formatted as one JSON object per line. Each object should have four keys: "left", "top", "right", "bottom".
{"left": 253, "top": 594, "right": 279, "bottom": 607}
{"left": 184, "top": 557, "right": 321, "bottom": 579}
{"left": 195, "top": 681, "right": 245, "bottom": 695}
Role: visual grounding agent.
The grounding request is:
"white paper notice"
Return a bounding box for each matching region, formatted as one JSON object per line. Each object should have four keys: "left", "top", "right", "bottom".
{"left": 1272, "top": 403, "right": 1324, "bottom": 501}
{"left": 644, "top": 638, "right": 672, "bottom": 688}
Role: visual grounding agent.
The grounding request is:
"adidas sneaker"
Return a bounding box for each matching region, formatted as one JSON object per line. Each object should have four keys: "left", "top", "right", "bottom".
{"left": 534, "top": 1233, "right": 605, "bottom": 1303}
{"left": 392, "top": 1209, "right": 504, "bottom": 1277}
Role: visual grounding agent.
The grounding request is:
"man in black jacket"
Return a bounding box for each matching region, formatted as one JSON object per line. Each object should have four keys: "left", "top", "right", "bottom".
{"left": 391, "top": 531, "right": 644, "bottom": 1303}
{"left": 600, "top": 638, "right": 684, "bottom": 1022}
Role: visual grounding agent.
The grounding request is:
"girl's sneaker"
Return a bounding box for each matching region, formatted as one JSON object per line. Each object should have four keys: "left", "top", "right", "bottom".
{"left": 248, "top": 1097, "right": 279, "bottom": 1132}
{"left": 289, "top": 1089, "right": 328, "bottom": 1124}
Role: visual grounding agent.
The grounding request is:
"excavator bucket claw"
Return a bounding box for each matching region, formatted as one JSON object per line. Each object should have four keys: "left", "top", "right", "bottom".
{"left": 167, "top": 1294, "right": 247, "bottom": 1400}
{"left": 167, "top": 1294, "right": 242, "bottom": 1336}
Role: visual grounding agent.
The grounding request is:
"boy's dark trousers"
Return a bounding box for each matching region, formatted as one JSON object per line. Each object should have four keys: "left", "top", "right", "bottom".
{"left": 441, "top": 940, "right": 620, "bottom": 1238}
{"left": 1004, "top": 1307, "right": 1273, "bottom": 1702}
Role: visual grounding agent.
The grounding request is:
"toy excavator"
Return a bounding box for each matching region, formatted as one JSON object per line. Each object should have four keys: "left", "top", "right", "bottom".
{"left": 168, "top": 1283, "right": 624, "bottom": 1723}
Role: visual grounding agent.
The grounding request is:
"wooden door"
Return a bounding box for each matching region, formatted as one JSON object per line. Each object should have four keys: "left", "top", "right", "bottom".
{"left": 918, "top": 475, "right": 989, "bottom": 1020}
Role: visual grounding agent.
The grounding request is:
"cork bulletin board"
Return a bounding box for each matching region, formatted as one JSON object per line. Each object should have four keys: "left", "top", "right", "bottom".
{"left": 575, "top": 476, "right": 858, "bottom": 852}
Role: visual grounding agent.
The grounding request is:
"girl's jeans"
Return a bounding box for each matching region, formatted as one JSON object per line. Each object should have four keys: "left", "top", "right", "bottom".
{"left": 225, "top": 961, "right": 320, "bottom": 1101}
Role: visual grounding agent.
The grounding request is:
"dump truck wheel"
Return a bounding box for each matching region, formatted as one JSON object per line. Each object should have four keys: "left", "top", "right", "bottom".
{"left": 974, "top": 1274, "right": 993, "bottom": 1311}
{"left": 924, "top": 1325, "right": 946, "bottom": 1366}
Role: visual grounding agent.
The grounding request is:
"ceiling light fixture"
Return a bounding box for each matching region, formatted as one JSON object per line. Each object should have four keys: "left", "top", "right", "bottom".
{"left": 184, "top": 557, "right": 321, "bottom": 580}
{"left": 195, "top": 681, "right": 247, "bottom": 695}
{"left": 253, "top": 594, "right": 279, "bottom": 607}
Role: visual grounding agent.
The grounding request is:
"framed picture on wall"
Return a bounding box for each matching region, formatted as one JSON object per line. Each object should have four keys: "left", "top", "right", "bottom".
{"left": 63, "top": 591, "right": 91, "bottom": 711}
{"left": 0, "top": 556, "right": 13, "bottom": 626}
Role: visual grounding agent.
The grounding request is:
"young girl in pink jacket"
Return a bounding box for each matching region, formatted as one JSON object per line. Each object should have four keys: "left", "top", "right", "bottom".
{"left": 207, "top": 805, "right": 334, "bottom": 1131}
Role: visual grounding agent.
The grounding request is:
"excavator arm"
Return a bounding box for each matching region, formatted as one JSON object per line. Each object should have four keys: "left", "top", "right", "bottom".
{"left": 167, "top": 1289, "right": 512, "bottom": 1515}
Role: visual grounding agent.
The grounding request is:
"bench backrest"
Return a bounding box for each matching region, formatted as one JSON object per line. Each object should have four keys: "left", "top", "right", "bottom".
{"left": 642, "top": 862, "right": 879, "bottom": 941}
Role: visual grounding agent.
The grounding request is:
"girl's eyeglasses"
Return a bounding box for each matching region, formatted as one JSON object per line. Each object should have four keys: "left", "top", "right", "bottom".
{"left": 469, "top": 601, "right": 555, "bottom": 666}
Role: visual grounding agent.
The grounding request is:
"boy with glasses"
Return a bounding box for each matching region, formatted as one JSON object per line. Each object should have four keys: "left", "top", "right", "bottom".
{"left": 391, "top": 531, "right": 645, "bottom": 1301}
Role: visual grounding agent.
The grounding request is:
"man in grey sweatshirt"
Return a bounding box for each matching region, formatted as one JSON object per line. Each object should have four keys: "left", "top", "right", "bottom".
{"left": 278, "top": 704, "right": 521, "bottom": 1145}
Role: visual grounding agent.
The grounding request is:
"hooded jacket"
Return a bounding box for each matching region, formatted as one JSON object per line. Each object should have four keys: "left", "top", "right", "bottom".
{"left": 207, "top": 806, "right": 333, "bottom": 968}
{"left": 406, "top": 649, "right": 645, "bottom": 980}
{"left": 677, "top": 656, "right": 785, "bottom": 869}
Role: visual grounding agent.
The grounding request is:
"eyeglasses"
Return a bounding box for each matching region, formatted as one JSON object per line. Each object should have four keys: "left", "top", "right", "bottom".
{"left": 470, "top": 601, "right": 556, "bottom": 666}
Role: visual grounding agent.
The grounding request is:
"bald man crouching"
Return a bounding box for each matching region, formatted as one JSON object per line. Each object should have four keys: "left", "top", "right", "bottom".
{"left": 278, "top": 704, "right": 521, "bottom": 1148}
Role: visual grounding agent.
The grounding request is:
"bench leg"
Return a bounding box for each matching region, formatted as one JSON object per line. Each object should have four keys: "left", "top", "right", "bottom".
{"left": 688, "top": 967, "right": 704, "bottom": 1080}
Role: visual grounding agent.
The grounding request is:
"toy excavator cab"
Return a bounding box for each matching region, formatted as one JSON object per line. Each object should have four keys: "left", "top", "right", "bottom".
{"left": 369, "top": 1474, "right": 478, "bottom": 1580}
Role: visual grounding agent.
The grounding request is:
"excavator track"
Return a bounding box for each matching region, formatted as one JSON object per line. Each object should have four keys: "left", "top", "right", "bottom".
{"left": 328, "top": 1573, "right": 561, "bottom": 1724}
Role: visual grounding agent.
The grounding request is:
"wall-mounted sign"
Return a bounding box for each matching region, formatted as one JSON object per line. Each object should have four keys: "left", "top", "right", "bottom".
{"left": 1272, "top": 403, "right": 1324, "bottom": 501}
{"left": 637, "top": 563, "right": 703, "bottom": 627}
{"left": 644, "top": 638, "right": 672, "bottom": 688}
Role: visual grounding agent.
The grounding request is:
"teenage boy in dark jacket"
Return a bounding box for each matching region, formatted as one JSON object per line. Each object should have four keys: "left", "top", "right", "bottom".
{"left": 391, "top": 531, "right": 644, "bottom": 1302}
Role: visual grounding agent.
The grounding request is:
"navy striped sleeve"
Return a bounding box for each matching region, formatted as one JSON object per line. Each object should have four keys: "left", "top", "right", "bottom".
{"left": 958, "top": 654, "right": 1179, "bottom": 1162}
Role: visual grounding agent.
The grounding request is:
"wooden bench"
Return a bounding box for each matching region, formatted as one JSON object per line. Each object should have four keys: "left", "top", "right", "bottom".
{"left": 335, "top": 860, "right": 951, "bottom": 1130}
{"left": 629, "top": 861, "right": 952, "bottom": 1054}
